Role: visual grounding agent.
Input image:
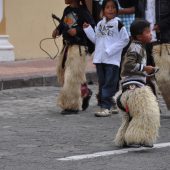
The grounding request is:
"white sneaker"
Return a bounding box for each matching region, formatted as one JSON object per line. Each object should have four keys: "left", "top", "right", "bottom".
{"left": 95, "top": 108, "right": 111, "bottom": 117}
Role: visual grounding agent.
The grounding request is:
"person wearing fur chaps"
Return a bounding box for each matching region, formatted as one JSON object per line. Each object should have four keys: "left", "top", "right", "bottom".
{"left": 56, "top": 44, "right": 88, "bottom": 112}
{"left": 114, "top": 85, "right": 160, "bottom": 147}
{"left": 52, "top": 0, "right": 95, "bottom": 114}
{"left": 114, "top": 20, "right": 160, "bottom": 148}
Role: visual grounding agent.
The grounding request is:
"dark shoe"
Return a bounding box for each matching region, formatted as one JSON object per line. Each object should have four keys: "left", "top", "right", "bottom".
{"left": 61, "top": 109, "right": 79, "bottom": 115}
{"left": 124, "top": 144, "right": 141, "bottom": 148}
{"left": 82, "top": 89, "right": 93, "bottom": 111}
{"left": 141, "top": 143, "right": 153, "bottom": 148}
{"left": 124, "top": 143, "right": 153, "bottom": 148}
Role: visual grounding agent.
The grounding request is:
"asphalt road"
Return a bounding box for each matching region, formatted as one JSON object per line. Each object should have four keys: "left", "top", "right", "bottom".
{"left": 0, "top": 85, "right": 170, "bottom": 170}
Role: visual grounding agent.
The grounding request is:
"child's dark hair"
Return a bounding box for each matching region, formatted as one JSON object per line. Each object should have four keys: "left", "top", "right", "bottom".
{"left": 101, "top": 0, "right": 119, "bottom": 13}
{"left": 130, "top": 19, "right": 150, "bottom": 39}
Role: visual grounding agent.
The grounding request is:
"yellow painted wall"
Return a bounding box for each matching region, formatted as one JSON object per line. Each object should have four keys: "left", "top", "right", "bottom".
{"left": 0, "top": 18, "right": 6, "bottom": 34}
{"left": 5, "top": 0, "right": 66, "bottom": 60}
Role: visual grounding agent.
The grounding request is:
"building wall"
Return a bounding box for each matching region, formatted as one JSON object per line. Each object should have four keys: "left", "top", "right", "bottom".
{"left": 5, "top": 0, "right": 66, "bottom": 60}
{"left": 2, "top": 0, "right": 92, "bottom": 61}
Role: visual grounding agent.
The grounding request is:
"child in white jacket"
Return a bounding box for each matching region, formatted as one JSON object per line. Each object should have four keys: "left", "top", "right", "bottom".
{"left": 83, "top": 0, "right": 129, "bottom": 116}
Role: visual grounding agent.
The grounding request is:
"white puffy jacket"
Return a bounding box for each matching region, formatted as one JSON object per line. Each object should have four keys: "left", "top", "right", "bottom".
{"left": 84, "top": 17, "right": 129, "bottom": 66}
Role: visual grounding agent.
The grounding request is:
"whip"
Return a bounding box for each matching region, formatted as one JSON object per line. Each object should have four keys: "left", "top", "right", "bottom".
{"left": 39, "top": 14, "right": 61, "bottom": 60}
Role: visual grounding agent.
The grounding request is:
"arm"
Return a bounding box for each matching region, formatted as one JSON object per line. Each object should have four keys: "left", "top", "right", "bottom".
{"left": 118, "top": 0, "right": 135, "bottom": 14}
{"left": 123, "top": 51, "right": 155, "bottom": 74}
{"left": 83, "top": 25, "right": 96, "bottom": 44}
{"left": 76, "top": 8, "right": 95, "bottom": 39}
{"left": 118, "top": 7, "right": 135, "bottom": 15}
{"left": 105, "top": 26, "right": 129, "bottom": 56}
{"left": 52, "top": 9, "right": 68, "bottom": 38}
{"left": 123, "top": 51, "right": 143, "bottom": 73}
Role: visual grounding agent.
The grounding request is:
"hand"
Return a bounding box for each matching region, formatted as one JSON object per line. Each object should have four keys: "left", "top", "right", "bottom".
{"left": 153, "top": 24, "right": 160, "bottom": 33}
{"left": 143, "top": 65, "right": 155, "bottom": 74}
{"left": 83, "top": 22, "right": 89, "bottom": 28}
{"left": 67, "top": 28, "right": 77, "bottom": 36}
{"left": 52, "top": 28, "right": 59, "bottom": 38}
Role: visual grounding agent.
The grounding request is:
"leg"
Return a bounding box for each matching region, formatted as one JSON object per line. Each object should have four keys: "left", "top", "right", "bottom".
{"left": 95, "top": 63, "right": 105, "bottom": 106}
{"left": 95, "top": 64, "right": 119, "bottom": 117}
{"left": 153, "top": 44, "right": 170, "bottom": 109}
{"left": 101, "top": 64, "right": 119, "bottom": 110}
{"left": 114, "top": 111, "right": 130, "bottom": 147}
{"left": 57, "top": 45, "right": 87, "bottom": 111}
{"left": 81, "top": 83, "right": 93, "bottom": 111}
{"left": 56, "top": 46, "right": 66, "bottom": 86}
{"left": 124, "top": 86, "right": 160, "bottom": 146}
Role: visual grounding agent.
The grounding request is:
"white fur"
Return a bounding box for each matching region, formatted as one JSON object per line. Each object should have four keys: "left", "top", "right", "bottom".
{"left": 115, "top": 86, "right": 160, "bottom": 147}
{"left": 153, "top": 44, "right": 170, "bottom": 82}
{"left": 56, "top": 45, "right": 87, "bottom": 110}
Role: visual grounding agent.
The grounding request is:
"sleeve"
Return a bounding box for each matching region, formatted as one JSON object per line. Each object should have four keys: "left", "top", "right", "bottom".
{"left": 76, "top": 8, "right": 95, "bottom": 37}
{"left": 82, "top": 9, "right": 96, "bottom": 28}
{"left": 83, "top": 25, "right": 96, "bottom": 44}
{"left": 105, "top": 26, "right": 129, "bottom": 56}
{"left": 57, "top": 8, "right": 69, "bottom": 35}
{"left": 123, "top": 50, "right": 144, "bottom": 73}
{"left": 118, "top": 0, "right": 135, "bottom": 8}
{"left": 158, "top": 14, "right": 170, "bottom": 31}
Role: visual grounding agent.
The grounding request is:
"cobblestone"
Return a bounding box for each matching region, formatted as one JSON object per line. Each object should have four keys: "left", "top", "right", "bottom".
{"left": 0, "top": 85, "right": 170, "bottom": 170}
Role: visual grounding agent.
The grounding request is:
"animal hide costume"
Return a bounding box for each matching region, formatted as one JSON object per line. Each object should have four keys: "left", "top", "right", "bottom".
{"left": 56, "top": 45, "right": 87, "bottom": 110}
{"left": 114, "top": 85, "right": 160, "bottom": 147}
{"left": 114, "top": 40, "right": 160, "bottom": 147}
{"left": 152, "top": 44, "right": 170, "bottom": 109}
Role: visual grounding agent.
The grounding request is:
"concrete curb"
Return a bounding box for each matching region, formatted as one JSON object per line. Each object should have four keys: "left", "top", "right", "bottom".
{"left": 0, "top": 72, "right": 97, "bottom": 90}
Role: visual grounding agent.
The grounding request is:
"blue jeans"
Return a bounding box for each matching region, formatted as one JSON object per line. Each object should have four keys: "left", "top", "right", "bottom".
{"left": 96, "top": 63, "right": 120, "bottom": 109}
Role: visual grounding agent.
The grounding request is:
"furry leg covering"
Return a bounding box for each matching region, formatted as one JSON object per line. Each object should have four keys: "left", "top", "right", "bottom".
{"left": 56, "top": 45, "right": 87, "bottom": 110}
{"left": 115, "top": 86, "right": 160, "bottom": 147}
{"left": 152, "top": 44, "right": 170, "bottom": 109}
{"left": 153, "top": 44, "right": 170, "bottom": 82}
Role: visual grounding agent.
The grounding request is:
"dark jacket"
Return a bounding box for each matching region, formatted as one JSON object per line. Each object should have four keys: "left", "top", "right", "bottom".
{"left": 118, "top": 0, "right": 136, "bottom": 8}
{"left": 121, "top": 41, "right": 147, "bottom": 85}
{"left": 135, "top": 0, "right": 170, "bottom": 43}
{"left": 57, "top": 5, "right": 95, "bottom": 53}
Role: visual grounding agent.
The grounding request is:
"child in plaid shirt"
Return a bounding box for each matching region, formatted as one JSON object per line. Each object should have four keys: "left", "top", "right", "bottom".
{"left": 117, "top": 0, "right": 135, "bottom": 35}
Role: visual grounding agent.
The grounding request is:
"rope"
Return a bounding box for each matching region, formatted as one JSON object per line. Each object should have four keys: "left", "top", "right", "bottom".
{"left": 39, "top": 15, "right": 61, "bottom": 60}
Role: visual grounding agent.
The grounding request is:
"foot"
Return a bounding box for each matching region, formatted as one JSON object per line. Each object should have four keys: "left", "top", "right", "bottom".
{"left": 124, "top": 144, "right": 141, "bottom": 148}
{"left": 141, "top": 143, "right": 154, "bottom": 148}
{"left": 110, "top": 104, "right": 118, "bottom": 114}
{"left": 61, "top": 109, "right": 79, "bottom": 115}
{"left": 82, "top": 89, "right": 93, "bottom": 111}
{"left": 95, "top": 108, "right": 111, "bottom": 117}
{"left": 123, "top": 143, "right": 153, "bottom": 148}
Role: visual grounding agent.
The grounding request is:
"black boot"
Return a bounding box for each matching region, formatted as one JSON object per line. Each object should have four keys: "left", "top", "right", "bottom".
{"left": 61, "top": 109, "right": 79, "bottom": 115}
{"left": 82, "top": 89, "right": 93, "bottom": 111}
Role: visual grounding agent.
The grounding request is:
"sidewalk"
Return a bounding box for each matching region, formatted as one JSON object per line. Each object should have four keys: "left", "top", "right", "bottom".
{"left": 0, "top": 57, "right": 97, "bottom": 90}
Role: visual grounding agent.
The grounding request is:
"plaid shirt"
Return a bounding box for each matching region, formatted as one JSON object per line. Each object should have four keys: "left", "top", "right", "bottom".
{"left": 116, "top": 0, "right": 135, "bottom": 35}
{"left": 118, "top": 14, "right": 135, "bottom": 35}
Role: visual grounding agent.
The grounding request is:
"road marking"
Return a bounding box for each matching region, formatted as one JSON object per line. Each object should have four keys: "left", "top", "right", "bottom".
{"left": 57, "top": 142, "right": 170, "bottom": 161}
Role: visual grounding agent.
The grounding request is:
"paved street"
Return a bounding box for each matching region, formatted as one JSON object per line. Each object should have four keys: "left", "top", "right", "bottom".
{"left": 0, "top": 85, "right": 170, "bottom": 170}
